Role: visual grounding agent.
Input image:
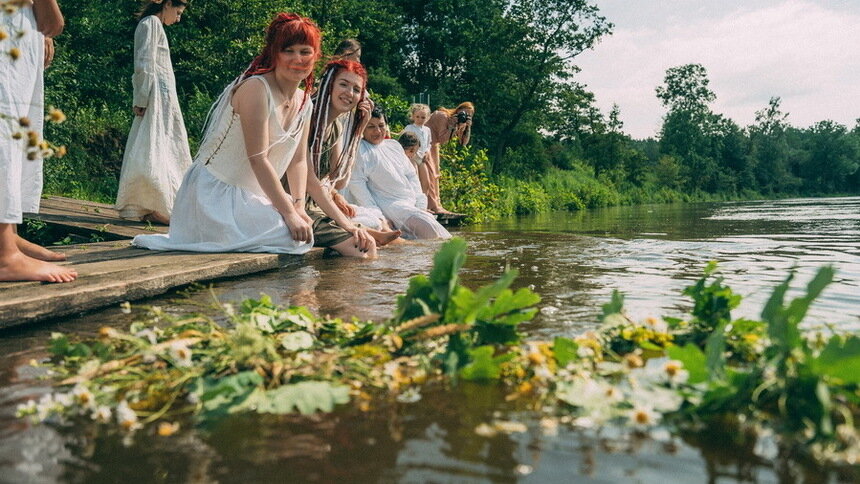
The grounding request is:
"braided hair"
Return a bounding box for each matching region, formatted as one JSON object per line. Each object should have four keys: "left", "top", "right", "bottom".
{"left": 309, "top": 60, "right": 368, "bottom": 188}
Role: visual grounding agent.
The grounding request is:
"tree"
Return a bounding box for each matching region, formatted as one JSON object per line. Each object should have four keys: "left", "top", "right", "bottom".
{"left": 398, "top": 0, "right": 612, "bottom": 169}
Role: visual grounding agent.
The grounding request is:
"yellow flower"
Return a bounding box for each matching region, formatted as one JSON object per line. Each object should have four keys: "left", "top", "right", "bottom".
{"left": 157, "top": 421, "right": 180, "bottom": 436}
{"left": 56, "top": 145, "right": 67, "bottom": 157}
{"left": 9, "top": 47, "right": 20, "bottom": 60}
{"left": 18, "top": 116, "right": 29, "bottom": 127}
{"left": 0, "top": 28, "right": 8, "bottom": 41}
{"left": 48, "top": 107, "right": 66, "bottom": 123}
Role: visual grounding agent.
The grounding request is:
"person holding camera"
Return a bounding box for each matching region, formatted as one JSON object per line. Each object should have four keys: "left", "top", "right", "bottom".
{"left": 425, "top": 102, "right": 474, "bottom": 215}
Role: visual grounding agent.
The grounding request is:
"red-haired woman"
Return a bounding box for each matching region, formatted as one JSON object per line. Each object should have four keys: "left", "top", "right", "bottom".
{"left": 304, "top": 59, "right": 400, "bottom": 246}
{"left": 133, "top": 13, "right": 375, "bottom": 257}
{"left": 115, "top": 0, "right": 192, "bottom": 225}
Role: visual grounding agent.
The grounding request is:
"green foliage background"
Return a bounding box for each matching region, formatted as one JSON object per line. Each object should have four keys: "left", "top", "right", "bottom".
{"left": 43, "top": 1, "right": 859, "bottom": 211}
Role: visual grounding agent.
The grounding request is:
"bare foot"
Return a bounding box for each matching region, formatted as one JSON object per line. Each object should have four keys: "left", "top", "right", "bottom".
{"left": 368, "top": 229, "right": 402, "bottom": 247}
{"left": 141, "top": 212, "right": 170, "bottom": 225}
{"left": 16, "top": 235, "right": 67, "bottom": 261}
{"left": 0, "top": 251, "right": 78, "bottom": 283}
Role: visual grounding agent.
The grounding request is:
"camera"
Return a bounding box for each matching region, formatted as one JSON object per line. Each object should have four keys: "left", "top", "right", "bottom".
{"left": 455, "top": 111, "right": 471, "bottom": 124}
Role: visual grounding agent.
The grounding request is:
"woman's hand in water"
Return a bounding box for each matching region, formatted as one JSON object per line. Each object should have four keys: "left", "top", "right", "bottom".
{"left": 332, "top": 192, "right": 356, "bottom": 218}
{"left": 348, "top": 226, "right": 375, "bottom": 253}
{"left": 283, "top": 211, "right": 312, "bottom": 243}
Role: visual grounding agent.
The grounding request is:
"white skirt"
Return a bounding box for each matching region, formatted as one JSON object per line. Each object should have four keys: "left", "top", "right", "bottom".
{"left": 133, "top": 163, "right": 313, "bottom": 254}
{"left": 0, "top": 6, "right": 44, "bottom": 224}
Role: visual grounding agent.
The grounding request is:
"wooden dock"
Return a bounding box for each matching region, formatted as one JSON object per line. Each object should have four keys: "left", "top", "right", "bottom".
{"left": 0, "top": 197, "right": 315, "bottom": 329}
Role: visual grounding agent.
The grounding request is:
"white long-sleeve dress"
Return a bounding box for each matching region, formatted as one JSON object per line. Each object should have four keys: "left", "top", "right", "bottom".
{"left": 115, "top": 15, "right": 192, "bottom": 220}
{"left": 132, "top": 76, "right": 314, "bottom": 253}
{"left": 0, "top": 6, "right": 44, "bottom": 224}
{"left": 346, "top": 140, "right": 450, "bottom": 240}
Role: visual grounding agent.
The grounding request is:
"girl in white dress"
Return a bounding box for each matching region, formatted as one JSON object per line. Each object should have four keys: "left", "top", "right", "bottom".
{"left": 133, "top": 13, "right": 375, "bottom": 257}
{"left": 115, "top": 0, "right": 192, "bottom": 225}
{"left": 307, "top": 59, "right": 400, "bottom": 245}
{"left": 0, "top": 0, "right": 78, "bottom": 283}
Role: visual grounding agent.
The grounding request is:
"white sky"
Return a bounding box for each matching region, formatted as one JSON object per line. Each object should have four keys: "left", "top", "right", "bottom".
{"left": 574, "top": 0, "right": 860, "bottom": 139}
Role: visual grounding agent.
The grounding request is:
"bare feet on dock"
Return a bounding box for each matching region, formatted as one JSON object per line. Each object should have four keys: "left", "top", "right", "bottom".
{"left": 368, "top": 229, "right": 402, "bottom": 246}
{"left": 141, "top": 211, "right": 170, "bottom": 225}
{"left": 0, "top": 251, "right": 77, "bottom": 283}
{"left": 16, "top": 235, "right": 67, "bottom": 261}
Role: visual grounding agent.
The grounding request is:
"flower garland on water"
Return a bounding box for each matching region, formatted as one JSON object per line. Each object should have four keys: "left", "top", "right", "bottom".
{"left": 17, "top": 239, "right": 860, "bottom": 467}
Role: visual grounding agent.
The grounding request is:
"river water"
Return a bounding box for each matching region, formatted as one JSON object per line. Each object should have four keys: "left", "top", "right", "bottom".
{"left": 1, "top": 197, "right": 858, "bottom": 483}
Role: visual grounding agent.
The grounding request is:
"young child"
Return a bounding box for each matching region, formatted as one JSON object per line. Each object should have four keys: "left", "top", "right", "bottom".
{"left": 397, "top": 131, "right": 421, "bottom": 166}
{"left": 115, "top": 0, "right": 193, "bottom": 225}
{"left": 402, "top": 104, "right": 432, "bottom": 192}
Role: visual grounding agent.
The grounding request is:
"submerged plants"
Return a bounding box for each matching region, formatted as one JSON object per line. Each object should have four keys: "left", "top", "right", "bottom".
{"left": 17, "top": 239, "right": 860, "bottom": 467}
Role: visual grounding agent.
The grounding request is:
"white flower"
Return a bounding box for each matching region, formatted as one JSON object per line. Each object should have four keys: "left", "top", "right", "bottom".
{"left": 91, "top": 405, "right": 112, "bottom": 423}
{"left": 663, "top": 360, "right": 689, "bottom": 385}
{"left": 577, "top": 346, "right": 595, "bottom": 358}
{"left": 223, "top": 303, "right": 235, "bottom": 317}
{"left": 119, "top": 301, "right": 132, "bottom": 314}
{"left": 72, "top": 384, "right": 95, "bottom": 408}
{"left": 644, "top": 316, "right": 669, "bottom": 334}
{"left": 135, "top": 329, "right": 157, "bottom": 345}
{"left": 167, "top": 341, "right": 193, "bottom": 367}
{"left": 53, "top": 392, "right": 73, "bottom": 407}
{"left": 116, "top": 400, "right": 142, "bottom": 431}
{"left": 142, "top": 352, "right": 157, "bottom": 364}
{"left": 533, "top": 365, "right": 553, "bottom": 381}
{"left": 395, "top": 387, "right": 422, "bottom": 403}
{"left": 629, "top": 405, "right": 660, "bottom": 430}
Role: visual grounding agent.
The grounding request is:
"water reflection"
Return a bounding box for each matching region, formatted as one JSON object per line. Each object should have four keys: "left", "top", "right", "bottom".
{"left": 1, "top": 197, "right": 859, "bottom": 482}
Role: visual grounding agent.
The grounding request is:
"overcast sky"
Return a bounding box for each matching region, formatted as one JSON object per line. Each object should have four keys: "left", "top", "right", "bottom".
{"left": 574, "top": 0, "right": 860, "bottom": 139}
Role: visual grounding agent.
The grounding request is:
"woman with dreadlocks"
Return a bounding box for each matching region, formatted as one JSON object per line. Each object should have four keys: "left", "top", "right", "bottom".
{"left": 133, "top": 13, "right": 375, "bottom": 257}
{"left": 304, "top": 59, "right": 400, "bottom": 246}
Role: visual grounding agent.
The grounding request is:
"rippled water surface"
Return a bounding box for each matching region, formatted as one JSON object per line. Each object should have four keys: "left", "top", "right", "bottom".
{"left": 1, "top": 197, "right": 858, "bottom": 483}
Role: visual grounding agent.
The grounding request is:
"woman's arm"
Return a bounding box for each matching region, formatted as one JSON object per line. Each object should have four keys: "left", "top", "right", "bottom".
{"left": 233, "top": 79, "right": 311, "bottom": 242}
{"left": 131, "top": 18, "right": 157, "bottom": 113}
{"left": 32, "top": 0, "right": 64, "bottom": 38}
{"left": 285, "top": 116, "right": 310, "bottom": 217}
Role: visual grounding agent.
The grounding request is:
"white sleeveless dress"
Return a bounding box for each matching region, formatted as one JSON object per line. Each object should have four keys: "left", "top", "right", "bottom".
{"left": 132, "top": 76, "right": 314, "bottom": 253}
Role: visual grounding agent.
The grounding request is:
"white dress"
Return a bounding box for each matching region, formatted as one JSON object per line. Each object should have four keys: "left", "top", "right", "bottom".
{"left": 346, "top": 140, "right": 450, "bottom": 240}
{"left": 115, "top": 15, "right": 192, "bottom": 220}
{"left": 403, "top": 123, "right": 431, "bottom": 163}
{"left": 132, "top": 77, "right": 314, "bottom": 253}
{"left": 0, "top": 6, "right": 44, "bottom": 224}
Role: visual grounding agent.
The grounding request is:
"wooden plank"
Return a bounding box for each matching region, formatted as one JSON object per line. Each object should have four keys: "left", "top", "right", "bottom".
{"left": 25, "top": 196, "right": 168, "bottom": 237}
{"left": 0, "top": 245, "right": 318, "bottom": 329}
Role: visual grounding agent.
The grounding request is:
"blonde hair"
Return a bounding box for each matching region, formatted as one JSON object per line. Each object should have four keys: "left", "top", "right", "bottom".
{"left": 409, "top": 103, "right": 430, "bottom": 116}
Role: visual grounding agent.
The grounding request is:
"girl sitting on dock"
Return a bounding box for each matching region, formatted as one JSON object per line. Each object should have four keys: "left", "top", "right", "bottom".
{"left": 115, "top": 0, "right": 193, "bottom": 225}
{"left": 133, "top": 13, "right": 375, "bottom": 257}
{"left": 304, "top": 59, "right": 400, "bottom": 245}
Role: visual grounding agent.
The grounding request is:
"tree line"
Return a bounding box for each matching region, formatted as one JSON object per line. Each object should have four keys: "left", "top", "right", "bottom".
{"left": 44, "top": 0, "right": 858, "bottom": 203}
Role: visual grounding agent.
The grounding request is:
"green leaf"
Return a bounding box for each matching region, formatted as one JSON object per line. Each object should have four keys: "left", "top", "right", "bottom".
{"left": 239, "top": 381, "right": 350, "bottom": 415}
{"left": 667, "top": 343, "right": 708, "bottom": 384}
{"left": 459, "top": 346, "right": 514, "bottom": 381}
{"left": 553, "top": 337, "right": 578, "bottom": 367}
{"left": 429, "top": 238, "right": 468, "bottom": 310}
{"left": 601, "top": 290, "right": 624, "bottom": 318}
{"left": 811, "top": 335, "right": 860, "bottom": 384}
{"left": 704, "top": 320, "right": 728, "bottom": 379}
{"left": 193, "top": 371, "right": 264, "bottom": 416}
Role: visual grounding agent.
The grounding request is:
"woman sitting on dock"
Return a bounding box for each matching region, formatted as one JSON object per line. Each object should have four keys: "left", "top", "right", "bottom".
{"left": 133, "top": 13, "right": 375, "bottom": 257}
{"left": 305, "top": 59, "right": 400, "bottom": 245}
{"left": 346, "top": 109, "right": 451, "bottom": 240}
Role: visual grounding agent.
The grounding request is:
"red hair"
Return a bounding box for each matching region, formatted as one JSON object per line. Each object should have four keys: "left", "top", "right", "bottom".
{"left": 325, "top": 59, "right": 367, "bottom": 86}
{"left": 243, "top": 13, "right": 322, "bottom": 106}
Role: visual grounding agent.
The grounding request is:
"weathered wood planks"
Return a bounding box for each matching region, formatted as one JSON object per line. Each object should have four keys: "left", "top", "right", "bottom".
{"left": 25, "top": 196, "right": 168, "bottom": 238}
